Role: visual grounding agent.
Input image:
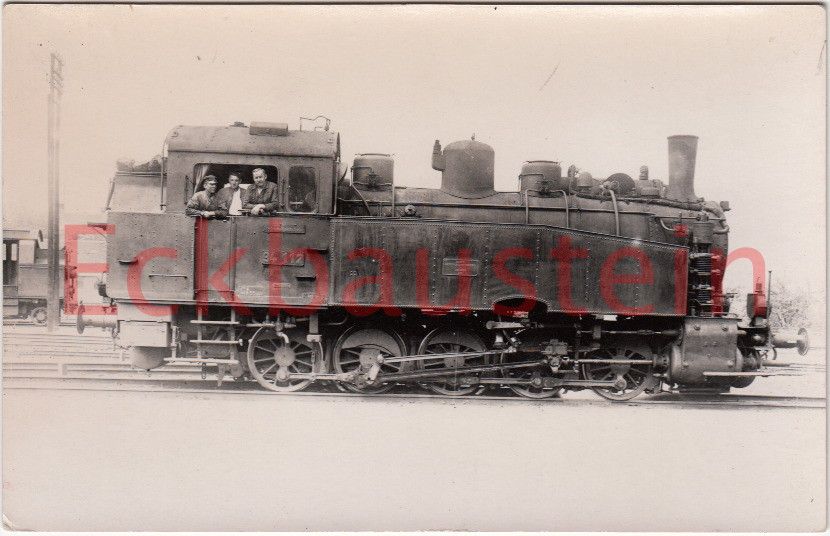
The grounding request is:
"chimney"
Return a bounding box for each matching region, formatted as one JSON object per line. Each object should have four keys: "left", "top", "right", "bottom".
{"left": 666, "top": 135, "right": 699, "bottom": 202}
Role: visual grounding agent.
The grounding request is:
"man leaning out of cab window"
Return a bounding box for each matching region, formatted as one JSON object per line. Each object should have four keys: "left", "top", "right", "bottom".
{"left": 216, "top": 171, "right": 244, "bottom": 216}
{"left": 243, "top": 167, "right": 279, "bottom": 216}
{"left": 186, "top": 175, "right": 229, "bottom": 219}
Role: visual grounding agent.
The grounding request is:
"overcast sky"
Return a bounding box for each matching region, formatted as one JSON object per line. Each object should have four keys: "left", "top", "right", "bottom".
{"left": 3, "top": 4, "right": 825, "bottom": 323}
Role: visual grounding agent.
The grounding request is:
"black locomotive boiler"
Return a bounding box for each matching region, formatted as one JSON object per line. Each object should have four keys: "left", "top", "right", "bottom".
{"left": 78, "top": 121, "right": 804, "bottom": 400}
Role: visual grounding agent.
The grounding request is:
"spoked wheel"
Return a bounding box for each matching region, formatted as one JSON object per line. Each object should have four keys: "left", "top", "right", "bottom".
{"left": 581, "top": 347, "right": 653, "bottom": 401}
{"left": 330, "top": 326, "right": 410, "bottom": 394}
{"left": 30, "top": 307, "right": 47, "bottom": 325}
{"left": 416, "top": 328, "right": 489, "bottom": 396}
{"left": 500, "top": 355, "right": 563, "bottom": 399}
{"left": 246, "top": 327, "right": 321, "bottom": 393}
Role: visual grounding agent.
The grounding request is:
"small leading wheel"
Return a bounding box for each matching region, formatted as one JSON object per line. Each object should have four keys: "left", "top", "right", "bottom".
{"left": 581, "top": 347, "right": 653, "bottom": 401}
{"left": 330, "top": 326, "right": 409, "bottom": 394}
{"left": 246, "top": 327, "right": 321, "bottom": 393}
{"left": 416, "top": 328, "right": 489, "bottom": 396}
{"left": 732, "top": 348, "right": 760, "bottom": 389}
{"left": 30, "top": 307, "right": 47, "bottom": 325}
{"left": 730, "top": 376, "right": 756, "bottom": 389}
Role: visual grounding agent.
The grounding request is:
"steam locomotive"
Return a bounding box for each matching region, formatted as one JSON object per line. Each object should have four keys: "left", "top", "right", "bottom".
{"left": 77, "top": 121, "right": 807, "bottom": 399}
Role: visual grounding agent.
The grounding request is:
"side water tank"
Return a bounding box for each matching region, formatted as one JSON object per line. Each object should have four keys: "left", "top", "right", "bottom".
{"left": 519, "top": 161, "right": 566, "bottom": 194}
{"left": 433, "top": 138, "right": 495, "bottom": 198}
{"left": 353, "top": 153, "right": 394, "bottom": 189}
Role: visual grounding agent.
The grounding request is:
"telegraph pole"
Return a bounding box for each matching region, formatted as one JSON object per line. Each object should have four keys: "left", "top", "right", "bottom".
{"left": 46, "top": 53, "right": 63, "bottom": 331}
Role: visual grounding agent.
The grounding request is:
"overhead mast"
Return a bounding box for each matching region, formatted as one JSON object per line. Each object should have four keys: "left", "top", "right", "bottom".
{"left": 46, "top": 52, "right": 64, "bottom": 332}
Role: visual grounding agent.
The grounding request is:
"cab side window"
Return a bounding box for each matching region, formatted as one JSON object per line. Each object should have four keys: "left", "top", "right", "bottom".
{"left": 192, "top": 164, "right": 278, "bottom": 192}
{"left": 287, "top": 166, "right": 317, "bottom": 213}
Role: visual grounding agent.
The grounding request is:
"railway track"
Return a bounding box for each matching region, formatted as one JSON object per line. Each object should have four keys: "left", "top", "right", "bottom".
{"left": 2, "top": 376, "right": 824, "bottom": 410}
{"left": 4, "top": 331, "right": 114, "bottom": 348}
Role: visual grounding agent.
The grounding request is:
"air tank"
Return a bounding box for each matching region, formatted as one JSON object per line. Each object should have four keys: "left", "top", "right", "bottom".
{"left": 603, "top": 173, "right": 636, "bottom": 195}
{"left": 432, "top": 138, "right": 495, "bottom": 198}
{"left": 519, "top": 160, "right": 566, "bottom": 194}
{"left": 353, "top": 153, "right": 394, "bottom": 189}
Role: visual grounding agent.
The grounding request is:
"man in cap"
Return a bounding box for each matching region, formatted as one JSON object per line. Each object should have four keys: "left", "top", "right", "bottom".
{"left": 185, "top": 175, "right": 228, "bottom": 218}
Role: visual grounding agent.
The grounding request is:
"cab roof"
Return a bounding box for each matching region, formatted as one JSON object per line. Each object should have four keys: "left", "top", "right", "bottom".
{"left": 165, "top": 124, "right": 340, "bottom": 159}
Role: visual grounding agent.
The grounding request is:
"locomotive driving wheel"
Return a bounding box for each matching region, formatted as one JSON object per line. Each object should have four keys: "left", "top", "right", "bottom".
{"left": 415, "top": 328, "right": 489, "bottom": 396}
{"left": 581, "top": 347, "right": 653, "bottom": 401}
{"left": 330, "top": 325, "right": 410, "bottom": 394}
{"left": 731, "top": 348, "right": 761, "bottom": 388}
{"left": 246, "top": 327, "right": 321, "bottom": 393}
{"left": 500, "top": 355, "right": 563, "bottom": 399}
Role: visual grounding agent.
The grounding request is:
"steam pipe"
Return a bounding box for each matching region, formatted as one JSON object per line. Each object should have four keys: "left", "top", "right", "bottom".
{"left": 552, "top": 190, "right": 570, "bottom": 229}
{"left": 332, "top": 167, "right": 348, "bottom": 216}
{"left": 159, "top": 142, "right": 167, "bottom": 210}
{"left": 523, "top": 189, "right": 570, "bottom": 228}
{"left": 350, "top": 183, "right": 372, "bottom": 215}
{"left": 657, "top": 218, "right": 676, "bottom": 233}
{"left": 391, "top": 169, "right": 396, "bottom": 216}
{"left": 656, "top": 216, "right": 729, "bottom": 234}
{"left": 603, "top": 187, "right": 620, "bottom": 236}
{"left": 104, "top": 176, "right": 116, "bottom": 211}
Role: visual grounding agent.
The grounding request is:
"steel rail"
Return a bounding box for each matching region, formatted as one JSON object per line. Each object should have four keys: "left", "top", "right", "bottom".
{"left": 3, "top": 378, "right": 824, "bottom": 410}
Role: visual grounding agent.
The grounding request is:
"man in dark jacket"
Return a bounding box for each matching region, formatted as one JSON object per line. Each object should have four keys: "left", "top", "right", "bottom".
{"left": 186, "top": 175, "right": 228, "bottom": 218}
{"left": 243, "top": 168, "right": 279, "bottom": 216}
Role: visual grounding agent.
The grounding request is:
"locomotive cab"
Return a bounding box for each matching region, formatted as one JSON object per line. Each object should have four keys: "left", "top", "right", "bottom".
{"left": 105, "top": 122, "right": 340, "bottom": 215}
{"left": 102, "top": 122, "right": 341, "bottom": 369}
{"left": 164, "top": 122, "right": 340, "bottom": 215}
